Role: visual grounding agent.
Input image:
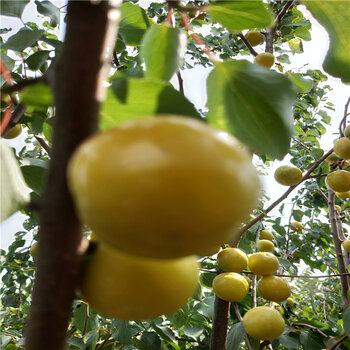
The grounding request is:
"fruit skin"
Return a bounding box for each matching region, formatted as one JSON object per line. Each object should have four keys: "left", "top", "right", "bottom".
{"left": 243, "top": 275, "right": 251, "bottom": 287}
{"left": 260, "top": 229, "right": 273, "bottom": 241}
{"left": 217, "top": 248, "right": 248, "bottom": 272}
{"left": 257, "top": 240, "right": 274, "bottom": 252}
{"left": 290, "top": 221, "right": 303, "bottom": 232}
{"left": 68, "top": 116, "right": 260, "bottom": 259}
{"left": 254, "top": 52, "right": 275, "bottom": 68}
{"left": 257, "top": 276, "right": 291, "bottom": 302}
{"left": 78, "top": 243, "right": 199, "bottom": 320}
{"left": 286, "top": 297, "right": 293, "bottom": 305}
{"left": 342, "top": 240, "right": 350, "bottom": 252}
{"left": 326, "top": 170, "right": 350, "bottom": 192}
{"left": 242, "top": 306, "right": 285, "bottom": 340}
{"left": 245, "top": 31, "right": 263, "bottom": 46}
{"left": 345, "top": 125, "right": 350, "bottom": 138}
{"left": 30, "top": 241, "right": 39, "bottom": 259}
{"left": 3, "top": 124, "right": 22, "bottom": 139}
{"left": 197, "top": 245, "right": 221, "bottom": 257}
{"left": 336, "top": 191, "right": 350, "bottom": 199}
{"left": 334, "top": 137, "right": 350, "bottom": 159}
{"left": 274, "top": 165, "right": 303, "bottom": 186}
{"left": 248, "top": 252, "right": 279, "bottom": 275}
{"left": 212, "top": 272, "right": 249, "bottom": 302}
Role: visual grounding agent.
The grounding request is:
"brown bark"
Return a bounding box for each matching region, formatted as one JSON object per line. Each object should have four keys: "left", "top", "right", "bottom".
{"left": 210, "top": 297, "right": 230, "bottom": 350}
{"left": 25, "top": 1, "right": 120, "bottom": 349}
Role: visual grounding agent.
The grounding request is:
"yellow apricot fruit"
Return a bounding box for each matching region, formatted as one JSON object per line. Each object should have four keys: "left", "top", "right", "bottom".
{"left": 274, "top": 165, "right": 303, "bottom": 186}
{"left": 257, "top": 239, "right": 274, "bottom": 252}
{"left": 254, "top": 52, "right": 275, "bottom": 69}
{"left": 197, "top": 245, "right": 221, "bottom": 256}
{"left": 345, "top": 125, "right": 350, "bottom": 138}
{"left": 212, "top": 272, "right": 249, "bottom": 302}
{"left": 3, "top": 124, "right": 22, "bottom": 139}
{"left": 68, "top": 116, "right": 261, "bottom": 259}
{"left": 258, "top": 276, "right": 291, "bottom": 302}
{"left": 242, "top": 306, "right": 285, "bottom": 340}
{"left": 248, "top": 252, "right": 279, "bottom": 275}
{"left": 243, "top": 275, "right": 251, "bottom": 287}
{"left": 326, "top": 170, "right": 350, "bottom": 192}
{"left": 334, "top": 205, "right": 341, "bottom": 214}
{"left": 217, "top": 248, "right": 248, "bottom": 272}
{"left": 290, "top": 221, "right": 303, "bottom": 232}
{"left": 30, "top": 241, "right": 39, "bottom": 259}
{"left": 78, "top": 243, "right": 199, "bottom": 320}
{"left": 286, "top": 297, "right": 294, "bottom": 305}
{"left": 342, "top": 240, "right": 350, "bottom": 252}
{"left": 336, "top": 191, "right": 350, "bottom": 199}
{"left": 334, "top": 137, "right": 350, "bottom": 159}
{"left": 260, "top": 229, "right": 274, "bottom": 241}
{"left": 264, "top": 302, "right": 284, "bottom": 315}
{"left": 245, "top": 31, "right": 263, "bottom": 46}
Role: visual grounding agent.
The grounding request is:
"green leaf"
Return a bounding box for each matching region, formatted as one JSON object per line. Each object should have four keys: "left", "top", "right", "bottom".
{"left": 119, "top": 3, "right": 152, "bottom": 46}
{"left": 206, "top": 60, "right": 296, "bottom": 159}
{"left": 343, "top": 306, "right": 350, "bottom": 336}
{"left": 19, "top": 83, "right": 53, "bottom": 108}
{"left": 276, "top": 331, "right": 301, "bottom": 349}
{"left": 26, "top": 50, "right": 51, "bottom": 71}
{"left": 141, "top": 24, "right": 186, "bottom": 81}
{"left": 288, "top": 73, "right": 313, "bottom": 94}
{"left": 35, "top": 0, "right": 60, "bottom": 27}
{"left": 288, "top": 38, "right": 302, "bottom": 51}
{"left": 310, "top": 148, "right": 324, "bottom": 161}
{"left": 304, "top": 1, "right": 350, "bottom": 81}
{"left": 299, "top": 330, "right": 325, "bottom": 350}
{"left": 200, "top": 272, "right": 216, "bottom": 288}
{"left": 100, "top": 78, "right": 201, "bottom": 129}
{"left": 2, "top": 28, "right": 45, "bottom": 51}
{"left": 21, "top": 165, "right": 46, "bottom": 195}
{"left": 0, "top": 0, "right": 29, "bottom": 18}
{"left": 208, "top": 0, "right": 273, "bottom": 32}
{"left": 226, "top": 322, "right": 245, "bottom": 350}
{"left": 112, "top": 320, "right": 143, "bottom": 345}
{"left": 0, "top": 142, "right": 30, "bottom": 222}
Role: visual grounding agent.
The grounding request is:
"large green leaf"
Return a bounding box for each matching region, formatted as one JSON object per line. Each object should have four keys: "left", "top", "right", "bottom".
{"left": 226, "top": 322, "right": 245, "bottom": 350}
{"left": 26, "top": 50, "right": 51, "bottom": 71}
{"left": 141, "top": 24, "right": 186, "bottom": 81}
{"left": 344, "top": 306, "right": 350, "bottom": 336}
{"left": 19, "top": 83, "right": 53, "bottom": 108}
{"left": 0, "top": 0, "right": 29, "bottom": 18}
{"left": 0, "top": 142, "right": 29, "bottom": 222}
{"left": 304, "top": 1, "right": 350, "bottom": 81}
{"left": 100, "top": 78, "right": 201, "bottom": 129}
{"left": 35, "top": 0, "right": 60, "bottom": 27}
{"left": 288, "top": 73, "right": 313, "bottom": 94}
{"left": 21, "top": 165, "right": 47, "bottom": 195}
{"left": 206, "top": 60, "right": 296, "bottom": 159}
{"left": 208, "top": 0, "right": 273, "bottom": 32}
{"left": 2, "top": 28, "right": 45, "bottom": 51}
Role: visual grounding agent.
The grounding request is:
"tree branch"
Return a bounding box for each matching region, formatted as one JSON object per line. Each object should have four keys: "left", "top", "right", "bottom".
{"left": 210, "top": 296, "right": 230, "bottom": 350}
{"left": 25, "top": 1, "right": 121, "bottom": 349}
{"left": 292, "top": 323, "right": 327, "bottom": 338}
{"left": 238, "top": 33, "right": 258, "bottom": 57}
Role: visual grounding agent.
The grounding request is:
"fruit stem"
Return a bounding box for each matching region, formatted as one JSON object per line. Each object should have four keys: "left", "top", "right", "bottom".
{"left": 233, "top": 303, "right": 254, "bottom": 350}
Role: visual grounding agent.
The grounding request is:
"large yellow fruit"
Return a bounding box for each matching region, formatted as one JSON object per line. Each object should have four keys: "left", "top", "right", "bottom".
{"left": 326, "top": 170, "right": 350, "bottom": 192}
{"left": 257, "top": 240, "right": 274, "bottom": 252}
{"left": 242, "top": 306, "right": 285, "bottom": 340}
{"left": 336, "top": 191, "right": 350, "bottom": 199}
{"left": 78, "top": 243, "right": 199, "bottom": 320}
{"left": 290, "top": 221, "right": 303, "bottom": 232}
{"left": 274, "top": 165, "right": 303, "bottom": 186}
{"left": 68, "top": 116, "right": 260, "bottom": 259}
{"left": 342, "top": 240, "right": 350, "bottom": 252}
{"left": 3, "top": 124, "right": 22, "bottom": 139}
{"left": 334, "top": 137, "right": 350, "bottom": 159}
{"left": 260, "top": 229, "right": 274, "bottom": 241}
{"left": 217, "top": 248, "right": 248, "bottom": 272}
{"left": 212, "top": 272, "right": 249, "bottom": 302}
{"left": 245, "top": 31, "right": 263, "bottom": 46}
{"left": 248, "top": 252, "right": 279, "bottom": 275}
{"left": 257, "top": 276, "right": 291, "bottom": 302}
{"left": 254, "top": 52, "right": 275, "bottom": 68}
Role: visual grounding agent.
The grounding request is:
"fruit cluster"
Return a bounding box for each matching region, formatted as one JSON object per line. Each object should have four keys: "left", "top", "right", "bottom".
{"left": 67, "top": 115, "right": 261, "bottom": 320}
{"left": 212, "top": 229, "right": 292, "bottom": 341}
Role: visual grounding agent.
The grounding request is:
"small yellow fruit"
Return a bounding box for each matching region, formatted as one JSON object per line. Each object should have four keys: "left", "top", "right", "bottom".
{"left": 258, "top": 276, "right": 291, "bottom": 302}
{"left": 342, "top": 240, "right": 350, "bottom": 252}
{"left": 290, "top": 221, "right": 303, "bottom": 232}
{"left": 286, "top": 297, "right": 294, "bottom": 305}
{"left": 336, "top": 191, "right": 350, "bottom": 199}
{"left": 212, "top": 272, "right": 249, "bottom": 302}
{"left": 334, "top": 205, "right": 341, "bottom": 214}
{"left": 345, "top": 125, "right": 350, "bottom": 138}
{"left": 254, "top": 52, "right": 275, "bottom": 69}
{"left": 260, "top": 229, "right": 274, "bottom": 241}
{"left": 78, "top": 243, "right": 199, "bottom": 320}
{"left": 30, "top": 241, "right": 39, "bottom": 259}
{"left": 326, "top": 170, "right": 350, "bottom": 192}
{"left": 248, "top": 252, "right": 279, "bottom": 275}
{"left": 257, "top": 240, "right": 274, "bottom": 252}
{"left": 334, "top": 137, "right": 350, "bottom": 159}
{"left": 242, "top": 306, "right": 285, "bottom": 340}
{"left": 264, "top": 302, "right": 283, "bottom": 315}
{"left": 217, "top": 248, "right": 248, "bottom": 272}
{"left": 3, "top": 124, "right": 22, "bottom": 139}
{"left": 274, "top": 165, "right": 303, "bottom": 186}
{"left": 245, "top": 31, "right": 263, "bottom": 46}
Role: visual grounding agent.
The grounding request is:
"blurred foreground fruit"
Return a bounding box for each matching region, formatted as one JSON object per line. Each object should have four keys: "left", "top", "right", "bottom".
{"left": 68, "top": 116, "right": 260, "bottom": 259}
{"left": 334, "top": 137, "right": 350, "bottom": 159}
{"left": 254, "top": 52, "right": 275, "bottom": 68}
{"left": 78, "top": 243, "right": 199, "bottom": 320}
{"left": 217, "top": 248, "right": 248, "bottom": 272}
{"left": 245, "top": 31, "right": 263, "bottom": 46}
{"left": 242, "top": 306, "right": 285, "bottom": 340}
{"left": 274, "top": 165, "right": 302, "bottom": 186}
{"left": 30, "top": 241, "right": 39, "bottom": 259}
{"left": 257, "top": 239, "right": 274, "bottom": 252}
{"left": 3, "top": 124, "right": 22, "bottom": 139}
{"left": 212, "top": 272, "right": 249, "bottom": 302}
{"left": 258, "top": 276, "right": 291, "bottom": 302}
{"left": 248, "top": 252, "right": 279, "bottom": 275}
{"left": 326, "top": 170, "right": 350, "bottom": 192}
{"left": 260, "top": 229, "right": 274, "bottom": 241}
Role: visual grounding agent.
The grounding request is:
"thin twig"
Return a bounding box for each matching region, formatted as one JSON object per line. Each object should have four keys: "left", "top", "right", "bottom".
{"left": 292, "top": 323, "right": 327, "bottom": 338}
{"left": 1, "top": 76, "right": 47, "bottom": 94}
{"left": 233, "top": 303, "right": 253, "bottom": 350}
{"left": 339, "top": 96, "right": 350, "bottom": 136}
{"left": 237, "top": 33, "right": 258, "bottom": 57}
{"left": 177, "top": 71, "right": 184, "bottom": 95}
{"left": 329, "top": 335, "right": 349, "bottom": 350}
{"left": 34, "top": 136, "right": 52, "bottom": 156}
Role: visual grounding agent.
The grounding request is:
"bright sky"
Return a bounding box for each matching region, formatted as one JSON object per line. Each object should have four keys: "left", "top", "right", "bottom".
{"left": 1, "top": 2, "right": 350, "bottom": 251}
